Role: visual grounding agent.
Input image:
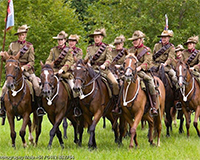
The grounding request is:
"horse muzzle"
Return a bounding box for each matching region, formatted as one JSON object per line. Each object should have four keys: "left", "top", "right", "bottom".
{"left": 42, "top": 88, "right": 52, "bottom": 98}
{"left": 6, "top": 81, "right": 15, "bottom": 90}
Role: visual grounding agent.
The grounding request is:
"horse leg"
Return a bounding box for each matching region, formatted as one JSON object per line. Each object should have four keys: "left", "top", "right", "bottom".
{"left": 106, "top": 113, "right": 118, "bottom": 143}
{"left": 193, "top": 107, "right": 200, "bottom": 137}
{"left": 178, "top": 110, "right": 184, "bottom": 134}
{"left": 165, "top": 107, "right": 172, "bottom": 137}
{"left": 55, "top": 127, "right": 64, "bottom": 149}
{"left": 7, "top": 114, "right": 16, "bottom": 148}
{"left": 88, "top": 112, "right": 101, "bottom": 149}
{"left": 27, "top": 117, "right": 34, "bottom": 145}
{"left": 62, "top": 117, "right": 68, "bottom": 139}
{"left": 182, "top": 107, "right": 190, "bottom": 137}
{"left": 34, "top": 114, "right": 43, "bottom": 146}
{"left": 145, "top": 115, "right": 154, "bottom": 146}
{"left": 19, "top": 114, "right": 30, "bottom": 148}
{"left": 119, "top": 114, "right": 126, "bottom": 145}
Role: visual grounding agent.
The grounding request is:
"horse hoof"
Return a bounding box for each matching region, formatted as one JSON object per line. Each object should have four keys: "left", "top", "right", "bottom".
{"left": 60, "top": 144, "right": 64, "bottom": 149}
{"left": 23, "top": 143, "right": 27, "bottom": 148}
{"left": 64, "top": 136, "right": 68, "bottom": 139}
{"left": 12, "top": 144, "right": 16, "bottom": 149}
{"left": 47, "top": 145, "right": 52, "bottom": 150}
{"left": 129, "top": 145, "right": 134, "bottom": 149}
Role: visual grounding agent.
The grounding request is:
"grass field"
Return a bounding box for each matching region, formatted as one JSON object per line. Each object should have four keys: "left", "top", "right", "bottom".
{"left": 0, "top": 113, "right": 200, "bottom": 160}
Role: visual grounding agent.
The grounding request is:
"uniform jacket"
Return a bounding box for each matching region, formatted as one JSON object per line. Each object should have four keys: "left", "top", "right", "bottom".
{"left": 111, "top": 48, "right": 127, "bottom": 65}
{"left": 84, "top": 43, "right": 112, "bottom": 69}
{"left": 128, "top": 44, "right": 152, "bottom": 71}
{"left": 152, "top": 42, "right": 175, "bottom": 67}
{"left": 71, "top": 47, "right": 83, "bottom": 61}
{"left": 46, "top": 46, "right": 74, "bottom": 78}
{"left": 8, "top": 40, "right": 35, "bottom": 74}
{"left": 182, "top": 49, "right": 200, "bottom": 72}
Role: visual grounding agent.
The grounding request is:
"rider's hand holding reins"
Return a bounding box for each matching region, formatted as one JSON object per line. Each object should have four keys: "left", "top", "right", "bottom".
{"left": 100, "top": 64, "right": 106, "bottom": 70}
{"left": 136, "top": 66, "right": 142, "bottom": 72}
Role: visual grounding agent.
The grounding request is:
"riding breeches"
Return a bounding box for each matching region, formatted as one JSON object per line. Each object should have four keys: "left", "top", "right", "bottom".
{"left": 107, "top": 71, "right": 119, "bottom": 95}
{"left": 67, "top": 79, "right": 78, "bottom": 98}
{"left": 28, "top": 73, "right": 41, "bottom": 96}
{"left": 164, "top": 67, "right": 178, "bottom": 83}
{"left": 138, "top": 71, "right": 156, "bottom": 95}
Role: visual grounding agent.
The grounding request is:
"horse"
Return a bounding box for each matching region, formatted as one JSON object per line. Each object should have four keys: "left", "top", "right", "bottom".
{"left": 118, "top": 54, "right": 165, "bottom": 148}
{"left": 73, "top": 59, "right": 118, "bottom": 149}
{"left": 40, "top": 62, "right": 83, "bottom": 148}
{"left": 1, "top": 51, "right": 41, "bottom": 148}
{"left": 175, "top": 60, "right": 200, "bottom": 137}
{"left": 150, "top": 64, "right": 182, "bottom": 136}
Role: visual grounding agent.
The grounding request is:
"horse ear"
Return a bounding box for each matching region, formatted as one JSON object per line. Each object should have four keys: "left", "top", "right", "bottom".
{"left": 40, "top": 60, "right": 44, "bottom": 67}
{"left": 84, "top": 58, "right": 88, "bottom": 64}
{"left": 124, "top": 49, "right": 128, "bottom": 55}
{"left": 15, "top": 51, "right": 21, "bottom": 60}
{"left": 0, "top": 51, "right": 9, "bottom": 60}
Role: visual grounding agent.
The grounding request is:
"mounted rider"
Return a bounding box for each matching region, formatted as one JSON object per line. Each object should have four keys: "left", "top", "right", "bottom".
{"left": 84, "top": 28, "right": 119, "bottom": 103}
{"left": 175, "top": 44, "right": 184, "bottom": 60}
{"left": 182, "top": 36, "right": 200, "bottom": 84}
{"left": 110, "top": 35, "right": 128, "bottom": 114}
{"left": 67, "top": 34, "right": 83, "bottom": 62}
{"left": 127, "top": 30, "right": 158, "bottom": 116}
{"left": 45, "top": 31, "right": 75, "bottom": 95}
{"left": 0, "top": 24, "right": 45, "bottom": 117}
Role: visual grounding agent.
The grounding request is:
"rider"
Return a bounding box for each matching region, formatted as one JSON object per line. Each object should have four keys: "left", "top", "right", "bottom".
{"left": 182, "top": 36, "right": 200, "bottom": 83}
{"left": 110, "top": 35, "right": 127, "bottom": 114}
{"left": 128, "top": 30, "right": 158, "bottom": 116}
{"left": 67, "top": 34, "right": 83, "bottom": 62}
{"left": 45, "top": 31, "right": 75, "bottom": 94}
{"left": 84, "top": 28, "right": 119, "bottom": 103}
{"left": 152, "top": 30, "right": 177, "bottom": 86}
{"left": 0, "top": 24, "right": 45, "bottom": 117}
{"left": 175, "top": 44, "right": 184, "bottom": 60}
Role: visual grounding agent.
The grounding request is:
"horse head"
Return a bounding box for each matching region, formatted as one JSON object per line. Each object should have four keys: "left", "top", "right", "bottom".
{"left": 40, "top": 61, "right": 57, "bottom": 98}
{"left": 73, "top": 59, "right": 91, "bottom": 94}
{"left": 4, "top": 51, "right": 22, "bottom": 90}
{"left": 124, "top": 53, "right": 138, "bottom": 82}
{"left": 176, "top": 60, "right": 191, "bottom": 88}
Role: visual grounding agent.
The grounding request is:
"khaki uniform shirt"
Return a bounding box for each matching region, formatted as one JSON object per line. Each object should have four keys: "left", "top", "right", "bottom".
{"left": 152, "top": 42, "right": 175, "bottom": 68}
{"left": 84, "top": 43, "right": 112, "bottom": 72}
{"left": 128, "top": 45, "right": 152, "bottom": 71}
{"left": 8, "top": 41, "right": 35, "bottom": 74}
{"left": 111, "top": 48, "right": 126, "bottom": 65}
{"left": 182, "top": 49, "right": 200, "bottom": 72}
{"left": 46, "top": 46, "right": 74, "bottom": 78}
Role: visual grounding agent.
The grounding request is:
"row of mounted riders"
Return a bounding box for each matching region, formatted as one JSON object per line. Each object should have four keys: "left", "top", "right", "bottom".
{"left": 0, "top": 52, "right": 199, "bottom": 149}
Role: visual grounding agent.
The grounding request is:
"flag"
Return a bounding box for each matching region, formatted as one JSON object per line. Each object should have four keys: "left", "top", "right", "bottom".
{"left": 165, "top": 14, "right": 168, "bottom": 31}
{"left": 5, "top": 0, "right": 14, "bottom": 31}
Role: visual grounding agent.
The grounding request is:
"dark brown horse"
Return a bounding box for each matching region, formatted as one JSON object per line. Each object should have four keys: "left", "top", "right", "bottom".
{"left": 176, "top": 60, "right": 200, "bottom": 137}
{"left": 73, "top": 59, "right": 118, "bottom": 149}
{"left": 40, "top": 62, "right": 83, "bottom": 148}
{"left": 2, "top": 51, "right": 41, "bottom": 148}
{"left": 119, "top": 54, "right": 165, "bottom": 148}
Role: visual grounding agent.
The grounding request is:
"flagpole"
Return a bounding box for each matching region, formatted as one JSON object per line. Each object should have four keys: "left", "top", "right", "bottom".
{"left": 0, "top": 0, "right": 10, "bottom": 86}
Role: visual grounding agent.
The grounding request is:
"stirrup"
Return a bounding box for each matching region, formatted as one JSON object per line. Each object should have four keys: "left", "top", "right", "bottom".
{"left": 36, "top": 107, "right": 46, "bottom": 116}
{"left": 175, "top": 102, "right": 182, "bottom": 110}
{"left": 74, "top": 107, "right": 82, "bottom": 117}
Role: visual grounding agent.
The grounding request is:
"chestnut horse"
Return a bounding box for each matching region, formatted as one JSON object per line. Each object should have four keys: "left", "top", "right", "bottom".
{"left": 2, "top": 52, "right": 41, "bottom": 148}
{"left": 73, "top": 59, "right": 118, "bottom": 149}
{"left": 119, "top": 54, "right": 165, "bottom": 148}
{"left": 40, "top": 62, "right": 83, "bottom": 148}
{"left": 176, "top": 60, "right": 200, "bottom": 137}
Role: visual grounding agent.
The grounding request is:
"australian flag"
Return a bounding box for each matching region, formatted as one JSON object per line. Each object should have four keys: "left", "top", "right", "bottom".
{"left": 6, "top": 0, "right": 14, "bottom": 31}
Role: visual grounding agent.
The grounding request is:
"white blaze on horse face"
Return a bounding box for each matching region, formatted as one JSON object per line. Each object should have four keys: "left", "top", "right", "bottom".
{"left": 126, "top": 59, "right": 132, "bottom": 75}
{"left": 76, "top": 66, "right": 81, "bottom": 70}
{"left": 44, "top": 70, "right": 49, "bottom": 81}
{"left": 179, "top": 65, "right": 183, "bottom": 86}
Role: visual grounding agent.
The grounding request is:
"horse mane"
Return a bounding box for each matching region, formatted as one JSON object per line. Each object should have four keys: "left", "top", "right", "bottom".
{"left": 42, "top": 63, "right": 53, "bottom": 70}
{"left": 125, "top": 53, "right": 138, "bottom": 62}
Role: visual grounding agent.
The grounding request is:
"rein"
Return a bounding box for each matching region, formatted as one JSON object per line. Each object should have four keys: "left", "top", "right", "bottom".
{"left": 123, "top": 77, "right": 140, "bottom": 106}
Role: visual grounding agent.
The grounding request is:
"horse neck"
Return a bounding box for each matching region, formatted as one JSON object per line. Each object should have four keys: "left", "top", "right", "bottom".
{"left": 15, "top": 71, "right": 24, "bottom": 90}
{"left": 82, "top": 75, "right": 95, "bottom": 94}
{"left": 185, "top": 70, "right": 194, "bottom": 92}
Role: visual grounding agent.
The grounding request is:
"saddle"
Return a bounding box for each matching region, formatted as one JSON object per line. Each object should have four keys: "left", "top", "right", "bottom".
{"left": 101, "top": 76, "right": 113, "bottom": 98}
{"left": 59, "top": 78, "right": 72, "bottom": 100}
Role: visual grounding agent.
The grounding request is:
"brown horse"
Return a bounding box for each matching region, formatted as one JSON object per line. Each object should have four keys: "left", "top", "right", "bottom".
{"left": 2, "top": 51, "right": 41, "bottom": 148}
{"left": 119, "top": 54, "right": 165, "bottom": 148}
{"left": 176, "top": 60, "right": 200, "bottom": 137}
{"left": 40, "top": 62, "right": 83, "bottom": 148}
{"left": 73, "top": 59, "right": 118, "bottom": 149}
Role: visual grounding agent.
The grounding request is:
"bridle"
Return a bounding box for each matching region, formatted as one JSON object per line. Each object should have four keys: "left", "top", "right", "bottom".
{"left": 124, "top": 56, "right": 137, "bottom": 82}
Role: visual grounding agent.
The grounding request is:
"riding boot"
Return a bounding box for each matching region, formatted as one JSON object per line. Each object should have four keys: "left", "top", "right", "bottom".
{"left": 0, "top": 96, "right": 6, "bottom": 118}
{"left": 150, "top": 94, "right": 158, "bottom": 116}
{"left": 36, "top": 96, "right": 46, "bottom": 116}
{"left": 112, "top": 95, "right": 122, "bottom": 115}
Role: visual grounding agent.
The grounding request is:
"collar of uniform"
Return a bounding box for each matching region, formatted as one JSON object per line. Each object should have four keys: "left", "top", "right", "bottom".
{"left": 135, "top": 43, "right": 143, "bottom": 49}
{"left": 18, "top": 40, "right": 26, "bottom": 44}
{"left": 116, "top": 48, "right": 123, "bottom": 51}
{"left": 72, "top": 46, "right": 76, "bottom": 50}
{"left": 162, "top": 42, "right": 169, "bottom": 46}
{"left": 57, "top": 45, "right": 66, "bottom": 50}
{"left": 188, "top": 48, "right": 195, "bottom": 53}
{"left": 95, "top": 42, "right": 102, "bottom": 46}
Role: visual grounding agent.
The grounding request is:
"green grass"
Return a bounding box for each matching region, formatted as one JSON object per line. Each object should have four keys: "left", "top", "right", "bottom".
{"left": 0, "top": 114, "right": 200, "bottom": 160}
